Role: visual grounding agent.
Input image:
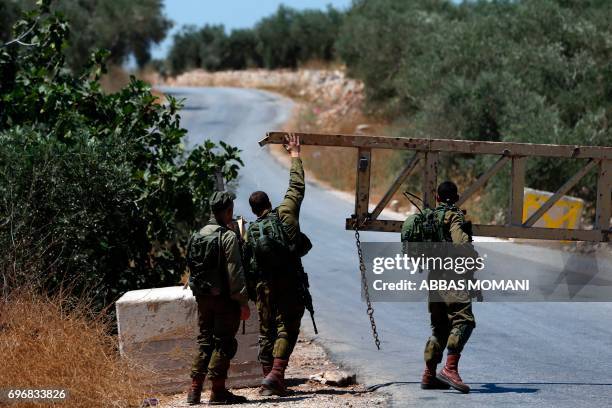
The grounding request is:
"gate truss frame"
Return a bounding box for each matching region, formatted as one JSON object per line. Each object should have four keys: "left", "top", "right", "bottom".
{"left": 260, "top": 132, "right": 612, "bottom": 242}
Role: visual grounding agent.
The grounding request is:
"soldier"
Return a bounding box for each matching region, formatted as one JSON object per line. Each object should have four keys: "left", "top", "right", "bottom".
{"left": 186, "top": 191, "right": 251, "bottom": 405}
{"left": 420, "top": 181, "right": 476, "bottom": 393}
{"left": 247, "top": 134, "right": 309, "bottom": 396}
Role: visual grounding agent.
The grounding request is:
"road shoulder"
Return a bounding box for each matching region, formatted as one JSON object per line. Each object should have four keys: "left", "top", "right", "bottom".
{"left": 161, "top": 334, "right": 389, "bottom": 407}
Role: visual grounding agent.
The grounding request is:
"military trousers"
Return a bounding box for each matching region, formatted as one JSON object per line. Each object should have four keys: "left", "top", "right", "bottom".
{"left": 191, "top": 294, "right": 241, "bottom": 379}
{"left": 255, "top": 280, "right": 305, "bottom": 365}
{"left": 424, "top": 289, "right": 475, "bottom": 364}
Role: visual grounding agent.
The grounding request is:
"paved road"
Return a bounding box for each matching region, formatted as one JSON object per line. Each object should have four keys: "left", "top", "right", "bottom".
{"left": 160, "top": 86, "right": 612, "bottom": 408}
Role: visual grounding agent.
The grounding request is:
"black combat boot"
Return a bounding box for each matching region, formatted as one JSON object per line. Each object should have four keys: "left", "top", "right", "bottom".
{"left": 261, "top": 358, "right": 288, "bottom": 396}
{"left": 186, "top": 374, "right": 205, "bottom": 405}
{"left": 209, "top": 379, "right": 247, "bottom": 405}
{"left": 437, "top": 353, "right": 470, "bottom": 393}
{"left": 421, "top": 362, "right": 450, "bottom": 390}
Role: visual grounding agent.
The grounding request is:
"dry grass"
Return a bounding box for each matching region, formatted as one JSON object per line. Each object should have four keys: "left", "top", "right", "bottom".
{"left": 0, "top": 289, "right": 152, "bottom": 408}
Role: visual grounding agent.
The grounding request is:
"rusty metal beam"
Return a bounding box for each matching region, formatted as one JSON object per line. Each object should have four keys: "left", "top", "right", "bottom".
{"left": 509, "top": 157, "right": 526, "bottom": 225}
{"left": 355, "top": 148, "right": 372, "bottom": 219}
{"left": 523, "top": 159, "right": 597, "bottom": 227}
{"left": 262, "top": 131, "right": 611, "bottom": 242}
{"left": 345, "top": 219, "right": 607, "bottom": 241}
{"left": 260, "top": 132, "right": 612, "bottom": 159}
{"left": 595, "top": 160, "right": 611, "bottom": 231}
{"left": 456, "top": 156, "right": 510, "bottom": 207}
{"left": 422, "top": 152, "right": 438, "bottom": 209}
{"left": 370, "top": 154, "right": 420, "bottom": 220}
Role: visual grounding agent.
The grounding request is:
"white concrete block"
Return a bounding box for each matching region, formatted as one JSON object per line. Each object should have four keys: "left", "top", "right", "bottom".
{"left": 116, "top": 286, "right": 260, "bottom": 393}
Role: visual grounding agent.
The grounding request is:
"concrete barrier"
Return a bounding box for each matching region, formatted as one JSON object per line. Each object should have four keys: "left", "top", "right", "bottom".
{"left": 116, "top": 286, "right": 260, "bottom": 393}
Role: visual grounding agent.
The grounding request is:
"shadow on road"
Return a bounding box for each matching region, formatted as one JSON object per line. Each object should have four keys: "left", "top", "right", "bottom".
{"left": 367, "top": 381, "right": 612, "bottom": 394}
{"left": 290, "top": 388, "right": 371, "bottom": 396}
{"left": 242, "top": 396, "right": 310, "bottom": 404}
{"left": 472, "top": 383, "right": 538, "bottom": 394}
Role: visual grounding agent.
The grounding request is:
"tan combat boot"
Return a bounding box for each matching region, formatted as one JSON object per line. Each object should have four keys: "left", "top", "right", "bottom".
{"left": 261, "top": 358, "right": 288, "bottom": 396}
{"left": 186, "top": 374, "right": 205, "bottom": 405}
{"left": 421, "top": 362, "right": 450, "bottom": 390}
{"left": 209, "top": 378, "right": 247, "bottom": 405}
{"left": 437, "top": 354, "right": 470, "bottom": 393}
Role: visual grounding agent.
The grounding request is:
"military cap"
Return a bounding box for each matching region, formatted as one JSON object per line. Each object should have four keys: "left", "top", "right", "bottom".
{"left": 209, "top": 191, "right": 236, "bottom": 212}
{"left": 208, "top": 191, "right": 236, "bottom": 212}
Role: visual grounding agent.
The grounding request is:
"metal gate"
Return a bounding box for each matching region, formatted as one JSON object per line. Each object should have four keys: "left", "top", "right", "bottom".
{"left": 260, "top": 132, "right": 612, "bottom": 242}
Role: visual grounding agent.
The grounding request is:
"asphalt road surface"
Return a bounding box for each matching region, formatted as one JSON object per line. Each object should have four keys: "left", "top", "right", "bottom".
{"left": 160, "top": 86, "right": 612, "bottom": 408}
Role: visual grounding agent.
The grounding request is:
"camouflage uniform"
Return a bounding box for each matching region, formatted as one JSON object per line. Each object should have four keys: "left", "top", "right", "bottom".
{"left": 191, "top": 216, "right": 249, "bottom": 380}
{"left": 424, "top": 204, "right": 476, "bottom": 365}
{"left": 252, "top": 157, "right": 306, "bottom": 366}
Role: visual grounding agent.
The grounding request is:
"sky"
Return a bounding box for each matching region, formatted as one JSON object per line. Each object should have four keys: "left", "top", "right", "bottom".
{"left": 152, "top": 0, "right": 353, "bottom": 59}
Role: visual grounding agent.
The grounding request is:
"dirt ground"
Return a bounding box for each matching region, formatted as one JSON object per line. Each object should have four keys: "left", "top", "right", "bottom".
{"left": 160, "top": 336, "right": 388, "bottom": 407}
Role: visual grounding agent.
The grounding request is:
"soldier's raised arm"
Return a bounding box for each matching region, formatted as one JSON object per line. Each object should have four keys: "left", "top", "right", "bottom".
{"left": 277, "top": 134, "right": 305, "bottom": 240}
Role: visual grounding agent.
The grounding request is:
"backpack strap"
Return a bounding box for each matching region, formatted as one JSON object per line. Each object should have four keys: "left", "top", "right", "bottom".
{"left": 247, "top": 224, "right": 257, "bottom": 247}
{"left": 272, "top": 216, "right": 284, "bottom": 242}
{"left": 216, "top": 227, "right": 223, "bottom": 268}
{"left": 258, "top": 219, "right": 265, "bottom": 237}
{"left": 270, "top": 215, "right": 280, "bottom": 237}
{"left": 214, "top": 225, "right": 230, "bottom": 296}
{"left": 271, "top": 210, "right": 291, "bottom": 244}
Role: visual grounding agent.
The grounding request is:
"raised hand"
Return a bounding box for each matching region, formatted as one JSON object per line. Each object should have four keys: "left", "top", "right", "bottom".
{"left": 284, "top": 133, "right": 301, "bottom": 158}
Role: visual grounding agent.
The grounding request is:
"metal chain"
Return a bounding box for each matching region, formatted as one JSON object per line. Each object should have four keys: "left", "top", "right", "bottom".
{"left": 354, "top": 220, "right": 381, "bottom": 350}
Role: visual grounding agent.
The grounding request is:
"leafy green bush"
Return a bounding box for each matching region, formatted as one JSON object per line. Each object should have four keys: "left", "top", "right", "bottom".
{"left": 338, "top": 0, "right": 612, "bottom": 219}
{"left": 0, "top": 1, "right": 242, "bottom": 307}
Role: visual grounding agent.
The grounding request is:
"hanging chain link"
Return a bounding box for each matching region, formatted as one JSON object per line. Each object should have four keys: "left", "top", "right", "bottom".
{"left": 353, "top": 219, "right": 381, "bottom": 350}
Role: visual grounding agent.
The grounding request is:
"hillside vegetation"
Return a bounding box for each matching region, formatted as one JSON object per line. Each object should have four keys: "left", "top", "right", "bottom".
{"left": 337, "top": 0, "right": 612, "bottom": 219}
{"left": 166, "top": 0, "right": 612, "bottom": 221}
{"left": 165, "top": 5, "right": 343, "bottom": 74}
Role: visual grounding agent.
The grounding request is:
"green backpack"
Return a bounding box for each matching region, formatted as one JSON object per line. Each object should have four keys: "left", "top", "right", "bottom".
{"left": 401, "top": 207, "right": 447, "bottom": 244}
{"left": 248, "top": 211, "right": 295, "bottom": 273}
{"left": 186, "top": 226, "right": 227, "bottom": 297}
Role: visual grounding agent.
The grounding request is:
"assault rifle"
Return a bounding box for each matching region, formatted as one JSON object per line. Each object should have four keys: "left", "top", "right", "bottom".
{"left": 297, "top": 264, "right": 318, "bottom": 334}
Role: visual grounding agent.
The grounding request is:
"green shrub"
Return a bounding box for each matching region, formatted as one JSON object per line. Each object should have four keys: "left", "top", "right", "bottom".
{"left": 338, "top": 0, "right": 612, "bottom": 219}
{"left": 0, "top": 1, "right": 242, "bottom": 307}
